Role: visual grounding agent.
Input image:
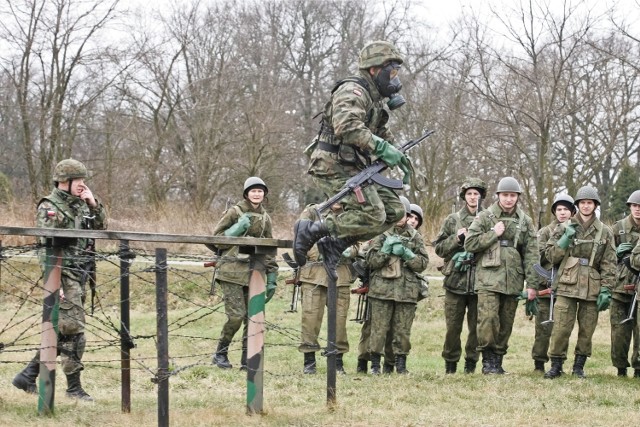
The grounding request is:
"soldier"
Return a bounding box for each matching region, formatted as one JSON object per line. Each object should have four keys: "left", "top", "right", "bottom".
{"left": 293, "top": 40, "right": 411, "bottom": 268}
{"left": 544, "top": 186, "right": 616, "bottom": 379}
{"left": 609, "top": 190, "right": 640, "bottom": 377}
{"left": 12, "top": 159, "right": 107, "bottom": 400}
{"left": 464, "top": 176, "right": 538, "bottom": 375}
{"left": 434, "top": 178, "right": 487, "bottom": 374}
{"left": 366, "top": 197, "right": 429, "bottom": 374}
{"left": 297, "top": 205, "right": 358, "bottom": 375}
{"left": 211, "top": 177, "right": 279, "bottom": 370}
{"left": 532, "top": 195, "right": 575, "bottom": 372}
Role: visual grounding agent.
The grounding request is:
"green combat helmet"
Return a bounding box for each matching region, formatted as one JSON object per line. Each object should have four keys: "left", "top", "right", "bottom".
{"left": 243, "top": 176, "right": 268, "bottom": 198}
{"left": 358, "top": 40, "right": 404, "bottom": 69}
{"left": 551, "top": 194, "right": 576, "bottom": 214}
{"left": 496, "top": 176, "right": 522, "bottom": 194}
{"left": 574, "top": 186, "right": 601, "bottom": 205}
{"left": 626, "top": 190, "right": 640, "bottom": 206}
{"left": 459, "top": 178, "right": 488, "bottom": 200}
{"left": 409, "top": 203, "right": 424, "bottom": 228}
{"left": 399, "top": 195, "right": 411, "bottom": 214}
{"left": 52, "top": 159, "right": 88, "bottom": 183}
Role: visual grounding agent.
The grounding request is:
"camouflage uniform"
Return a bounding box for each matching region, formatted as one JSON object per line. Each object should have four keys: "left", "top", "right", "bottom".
{"left": 366, "top": 224, "right": 429, "bottom": 372}
{"left": 434, "top": 206, "right": 479, "bottom": 373}
{"left": 464, "top": 201, "right": 538, "bottom": 372}
{"left": 532, "top": 221, "right": 557, "bottom": 366}
{"left": 213, "top": 199, "right": 278, "bottom": 363}
{"left": 610, "top": 216, "right": 640, "bottom": 375}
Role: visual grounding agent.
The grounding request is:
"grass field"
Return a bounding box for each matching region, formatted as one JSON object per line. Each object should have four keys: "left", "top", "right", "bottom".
{"left": 1, "top": 250, "right": 639, "bottom": 427}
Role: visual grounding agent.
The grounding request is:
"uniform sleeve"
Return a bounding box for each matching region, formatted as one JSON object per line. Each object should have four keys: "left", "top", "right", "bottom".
{"left": 211, "top": 208, "right": 239, "bottom": 250}
{"left": 331, "top": 83, "right": 378, "bottom": 153}
{"left": 36, "top": 200, "right": 60, "bottom": 230}
{"left": 544, "top": 222, "right": 569, "bottom": 265}
{"left": 599, "top": 228, "right": 617, "bottom": 290}
{"left": 434, "top": 215, "right": 462, "bottom": 259}
{"left": 89, "top": 200, "right": 107, "bottom": 230}
{"left": 405, "top": 235, "right": 429, "bottom": 273}
{"left": 264, "top": 216, "right": 279, "bottom": 275}
{"left": 365, "top": 235, "right": 391, "bottom": 270}
{"left": 523, "top": 219, "right": 542, "bottom": 290}
{"left": 463, "top": 213, "right": 497, "bottom": 254}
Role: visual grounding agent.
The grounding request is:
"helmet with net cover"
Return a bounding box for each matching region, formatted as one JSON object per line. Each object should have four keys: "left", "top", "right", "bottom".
{"left": 358, "top": 41, "right": 404, "bottom": 69}
{"left": 52, "top": 159, "right": 88, "bottom": 183}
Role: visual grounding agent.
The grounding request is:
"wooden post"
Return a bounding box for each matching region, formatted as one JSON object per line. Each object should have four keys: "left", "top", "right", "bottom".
{"left": 120, "top": 240, "right": 132, "bottom": 413}
{"left": 246, "top": 247, "right": 266, "bottom": 415}
{"left": 156, "top": 248, "right": 169, "bottom": 427}
{"left": 38, "top": 240, "right": 62, "bottom": 416}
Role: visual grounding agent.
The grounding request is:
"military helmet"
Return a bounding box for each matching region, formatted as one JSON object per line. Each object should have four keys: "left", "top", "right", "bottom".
{"left": 243, "top": 176, "right": 268, "bottom": 198}
{"left": 459, "top": 178, "right": 488, "bottom": 200}
{"left": 551, "top": 194, "right": 576, "bottom": 214}
{"left": 574, "top": 185, "right": 601, "bottom": 205}
{"left": 358, "top": 40, "right": 404, "bottom": 69}
{"left": 52, "top": 159, "right": 88, "bottom": 183}
{"left": 409, "top": 203, "right": 423, "bottom": 228}
{"left": 626, "top": 190, "right": 640, "bottom": 206}
{"left": 399, "top": 196, "right": 411, "bottom": 214}
{"left": 495, "top": 176, "right": 522, "bottom": 194}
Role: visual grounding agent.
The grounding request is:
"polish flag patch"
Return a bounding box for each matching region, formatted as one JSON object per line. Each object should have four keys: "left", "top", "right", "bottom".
{"left": 47, "top": 210, "right": 56, "bottom": 217}
{"left": 353, "top": 88, "right": 362, "bottom": 96}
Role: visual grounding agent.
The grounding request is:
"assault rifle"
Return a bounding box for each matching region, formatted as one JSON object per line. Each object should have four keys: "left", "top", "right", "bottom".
{"left": 533, "top": 263, "right": 556, "bottom": 324}
{"left": 620, "top": 278, "right": 639, "bottom": 324}
{"left": 314, "top": 129, "right": 436, "bottom": 215}
{"left": 462, "top": 195, "right": 483, "bottom": 293}
{"left": 204, "top": 259, "right": 219, "bottom": 296}
{"left": 282, "top": 252, "right": 301, "bottom": 313}
{"left": 350, "top": 259, "right": 370, "bottom": 323}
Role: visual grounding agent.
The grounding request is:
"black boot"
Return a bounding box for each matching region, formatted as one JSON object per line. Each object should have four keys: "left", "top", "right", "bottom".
{"left": 303, "top": 352, "right": 317, "bottom": 374}
{"left": 356, "top": 359, "right": 368, "bottom": 374}
{"left": 534, "top": 361, "right": 545, "bottom": 372}
{"left": 635, "top": 369, "right": 640, "bottom": 378}
{"left": 396, "top": 355, "right": 409, "bottom": 374}
{"left": 66, "top": 371, "right": 93, "bottom": 401}
{"left": 464, "top": 359, "right": 476, "bottom": 374}
{"left": 544, "top": 357, "right": 564, "bottom": 379}
{"left": 572, "top": 354, "right": 587, "bottom": 379}
{"left": 293, "top": 219, "right": 330, "bottom": 267}
{"left": 213, "top": 340, "right": 233, "bottom": 369}
{"left": 370, "top": 354, "right": 381, "bottom": 375}
{"left": 481, "top": 350, "right": 498, "bottom": 375}
{"left": 383, "top": 362, "right": 395, "bottom": 374}
{"left": 335, "top": 354, "right": 346, "bottom": 375}
{"left": 494, "top": 354, "right": 507, "bottom": 374}
{"left": 12, "top": 357, "right": 39, "bottom": 394}
{"left": 445, "top": 361, "right": 457, "bottom": 374}
{"left": 240, "top": 348, "right": 248, "bottom": 371}
{"left": 617, "top": 367, "right": 627, "bottom": 377}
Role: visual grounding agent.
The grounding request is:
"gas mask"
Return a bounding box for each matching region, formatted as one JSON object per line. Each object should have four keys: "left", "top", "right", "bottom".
{"left": 374, "top": 62, "right": 404, "bottom": 109}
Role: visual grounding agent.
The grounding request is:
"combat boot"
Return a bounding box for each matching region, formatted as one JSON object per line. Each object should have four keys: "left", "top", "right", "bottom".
{"left": 464, "top": 359, "right": 476, "bottom": 374}
{"left": 335, "top": 353, "right": 346, "bottom": 375}
{"left": 213, "top": 340, "right": 233, "bottom": 369}
{"left": 494, "top": 354, "right": 507, "bottom": 374}
{"left": 383, "top": 361, "right": 395, "bottom": 374}
{"left": 370, "top": 354, "right": 381, "bottom": 375}
{"left": 240, "top": 348, "right": 248, "bottom": 372}
{"left": 445, "top": 361, "right": 457, "bottom": 374}
{"left": 617, "top": 367, "right": 627, "bottom": 377}
{"left": 481, "top": 350, "right": 498, "bottom": 375}
{"left": 395, "top": 355, "right": 409, "bottom": 374}
{"left": 572, "top": 354, "right": 587, "bottom": 379}
{"left": 356, "top": 359, "right": 368, "bottom": 374}
{"left": 293, "top": 219, "right": 331, "bottom": 267}
{"left": 534, "top": 361, "right": 545, "bottom": 372}
{"left": 303, "top": 352, "right": 317, "bottom": 374}
{"left": 544, "top": 357, "right": 564, "bottom": 379}
{"left": 65, "top": 372, "right": 94, "bottom": 401}
{"left": 634, "top": 369, "right": 640, "bottom": 378}
{"left": 12, "top": 357, "right": 39, "bottom": 394}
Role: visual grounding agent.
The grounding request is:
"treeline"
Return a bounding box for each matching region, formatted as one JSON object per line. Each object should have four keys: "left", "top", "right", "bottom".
{"left": 1, "top": 0, "right": 640, "bottom": 226}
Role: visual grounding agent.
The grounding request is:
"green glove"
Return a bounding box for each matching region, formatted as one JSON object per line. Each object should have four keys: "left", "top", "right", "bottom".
{"left": 266, "top": 272, "right": 277, "bottom": 303}
{"left": 616, "top": 242, "right": 634, "bottom": 259}
{"left": 392, "top": 244, "right": 416, "bottom": 261}
{"left": 596, "top": 286, "right": 611, "bottom": 311}
{"left": 556, "top": 223, "right": 578, "bottom": 249}
{"left": 516, "top": 290, "right": 529, "bottom": 301}
{"left": 381, "top": 235, "right": 402, "bottom": 254}
{"left": 525, "top": 298, "right": 539, "bottom": 316}
{"left": 373, "top": 138, "right": 411, "bottom": 185}
{"left": 224, "top": 213, "right": 251, "bottom": 237}
{"left": 451, "top": 251, "right": 471, "bottom": 272}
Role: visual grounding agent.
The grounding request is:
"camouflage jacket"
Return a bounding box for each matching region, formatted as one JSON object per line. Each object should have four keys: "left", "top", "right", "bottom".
{"left": 535, "top": 220, "right": 560, "bottom": 298}
{"left": 464, "top": 202, "right": 538, "bottom": 295}
{"left": 611, "top": 216, "right": 640, "bottom": 301}
{"left": 545, "top": 215, "right": 616, "bottom": 301}
{"left": 366, "top": 224, "right": 429, "bottom": 303}
{"left": 434, "top": 206, "right": 476, "bottom": 294}
{"left": 212, "top": 200, "right": 278, "bottom": 286}
{"left": 307, "top": 70, "right": 395, "bottom": 178}
{"left": 298, "top": 244, "right": 358, "bottom": 287}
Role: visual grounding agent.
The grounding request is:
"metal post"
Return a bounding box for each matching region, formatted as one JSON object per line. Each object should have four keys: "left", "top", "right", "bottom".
{"left": 120, "top": 240, "right": 132, "bottom": 413}
{"left": 325, "top": 265, "right": 337, "bottom": 407}
{"left": 155, "top": 248, "right": 169, "bottom": 427}
{"left": 38, "top": 240, "right": 62, "bottom": 416}
{"left": 246, "top": 248, "right": 266, "bottom": 415}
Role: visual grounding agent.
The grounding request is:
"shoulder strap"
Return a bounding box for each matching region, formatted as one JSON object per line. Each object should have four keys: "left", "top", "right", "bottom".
{"left": 588, "top": 222, "right": 604, "bottom": 266}
{"left": 234, "top": 205, "right": 268, "bottom": 238}
{"left": 40, "top": 196, "right": 77, "bottom": 225}
{"left": 331, "top": 76, "right": 370, "bottom": 95}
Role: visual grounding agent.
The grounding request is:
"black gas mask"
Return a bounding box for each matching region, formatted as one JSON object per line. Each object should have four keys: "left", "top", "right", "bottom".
{"left": 374, "top": 62, "right": 405, "bottom": 109}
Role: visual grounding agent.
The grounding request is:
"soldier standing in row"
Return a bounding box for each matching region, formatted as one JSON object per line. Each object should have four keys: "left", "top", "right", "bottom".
{"left": 434, "top": 178, "right": 487, "bottom": 374}
{"left": 13, "top": 159, "right": 107, "bottom": 400}
{"left": 211, "top": 177, "right": 279, "bottom": 371}
{"left": 464, "top": 177, "right": 538, "bottom": 375}
{"left": 532, "top": 195, "right": 575, "bottom": 372}
{"left": 610, "top": 190, "right": 640, "bottom": 377}
{"left": 544, "top": 186, "right": 616, "bottom": 379}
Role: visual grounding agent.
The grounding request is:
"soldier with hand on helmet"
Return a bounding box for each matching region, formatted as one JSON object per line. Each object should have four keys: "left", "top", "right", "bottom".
{"left": 434, "top": 178, "right": 487, "bottom": 375}
{"left": 293, "top": 40, "right": 410, "bottom": 268}
{"left": 543, "top": 186, "right": 616, "bottom": 379}
{"left": 210, "top": 177, "right": 279, "bottom": 371}
{"left": 464, "top": 177, "right": 538, "bottom": 375}
{"left": 13, "top": 159, "right": 107, "bottom": 401}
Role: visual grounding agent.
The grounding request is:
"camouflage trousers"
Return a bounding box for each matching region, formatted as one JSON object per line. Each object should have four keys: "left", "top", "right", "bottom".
{"left": 442, "top": 290, "right": 478, "bottom": 363}
{"left": 368, "top": 298, "right": 416, "bottom": 356}
{"left": 311, "top": 175, "right": 405, "bottom": 241}
{"left": 548, "top": 296, "right": 599, "bottom": 360}
{"left": 55, "top": 273, "right": 86, "bottom": 374}
{"left": 609, "top": 298, "right": 640, "bottom": 369}
{"left": 531, "top": 297, "right": 553, "bottom": 362}
{"left": 218, "top": 281, "right": 249, "bottom": 344}
{"left": 476, "top": 291, "right": 518, "bottom": 355}
{"left": 298, "top": 283, "right": 350, "bottom": 354}
{"left": 358, "top": 307, "right": 394, "bottom": 364}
